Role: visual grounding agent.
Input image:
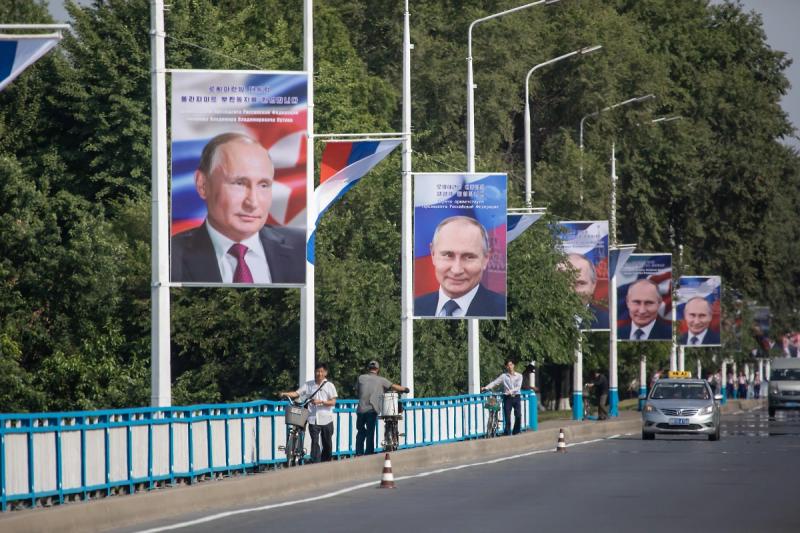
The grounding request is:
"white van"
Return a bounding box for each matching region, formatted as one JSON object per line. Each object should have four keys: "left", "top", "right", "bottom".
{"left": 768, "top": 358, "right": 800, "bottom": 417}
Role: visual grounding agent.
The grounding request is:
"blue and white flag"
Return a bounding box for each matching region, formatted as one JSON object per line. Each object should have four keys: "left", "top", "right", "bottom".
{"left": 307, "top": 139, "right": 401, "bottom": 264}
{"left": 0, "top": 34, "right": 61, "bottom": 91}
{"left": 506, "top": 213, "right": 543, "bottom": 244}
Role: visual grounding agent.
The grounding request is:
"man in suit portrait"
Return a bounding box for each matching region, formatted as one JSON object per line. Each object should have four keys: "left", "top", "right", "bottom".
{"left": 414, "top": 216, "right": 505, "bottom": 318}
{"left": 618, "top": 279, "right": 672, "bottom": 341}
{"left": 679, "top": 297, "right": 720, "bottom": 346}
{"left": 171, "top": 132, "right": 305, "bottom": 284}
{"left": 562, "top": 253, "right": 609, "bottom": 330}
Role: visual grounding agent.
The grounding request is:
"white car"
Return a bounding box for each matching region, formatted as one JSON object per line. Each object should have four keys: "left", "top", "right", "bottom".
{"left": 641, "top": 377, "right": 722, "bottom": 441}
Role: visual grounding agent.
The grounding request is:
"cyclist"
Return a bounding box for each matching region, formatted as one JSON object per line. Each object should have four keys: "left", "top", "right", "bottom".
{"left": 280, "top": 362, "right": 338, "bottom": 463}
{"left": 481, "top": 358, "right": 523, "bottom": 436}
{"left": 355, "top": 360, "right": 409, "bottom": 455}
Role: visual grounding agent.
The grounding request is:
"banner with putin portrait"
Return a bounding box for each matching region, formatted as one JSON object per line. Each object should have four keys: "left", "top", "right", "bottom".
{"left": 170, "top": 70, "right": 308, "bottom": 287}
{"left": 616, "top": 253, "right": 673, "bottom": 342}
{"left": 554, "top": 221, "right": 609, "bottom": 331}
{"left": 413, "top": 173, "right": 507, "bottom": 319}
{"left": 676, "top": 276, "right": 722, "bottom": 347}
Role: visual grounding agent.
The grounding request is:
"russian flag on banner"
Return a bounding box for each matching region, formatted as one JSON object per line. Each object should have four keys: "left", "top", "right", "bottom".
{"left": 506, "top": 213, "right": 543, "bottom": 244}
{"left": 307, "top": 139, "right": 401, "bottom": 264}
{"left": 0, "top": 34, "right": 61, "bottom": 91}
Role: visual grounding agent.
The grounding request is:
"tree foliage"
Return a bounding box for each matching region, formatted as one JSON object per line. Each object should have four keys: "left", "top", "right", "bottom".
{"left": 0, "top": 0, "right": 797, "bottom": 411}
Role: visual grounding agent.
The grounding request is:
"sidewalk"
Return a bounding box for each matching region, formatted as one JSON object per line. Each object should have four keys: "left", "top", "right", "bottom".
{"left": 0, "top": 411, "right": 642, "bottom": 533}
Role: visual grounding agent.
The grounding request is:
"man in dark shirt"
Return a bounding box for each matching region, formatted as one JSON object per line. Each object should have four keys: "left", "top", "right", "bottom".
{"left": 588, "top": 370, "right": 609, "bottom": 420}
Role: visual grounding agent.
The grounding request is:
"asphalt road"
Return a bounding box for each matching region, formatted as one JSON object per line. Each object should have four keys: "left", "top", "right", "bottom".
{"left": 125, "top": 409, "right": 800, "bottom": 533}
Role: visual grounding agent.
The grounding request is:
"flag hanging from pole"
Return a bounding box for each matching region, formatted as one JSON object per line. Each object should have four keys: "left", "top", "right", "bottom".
{"left": 307, "top": 139, "right": 401, "bottom": 264}
{"left": 507, "top": 213, "right": 543, "bottom": 244}
{"left": 0, "top": 34, "right": 61, "bottom": 91}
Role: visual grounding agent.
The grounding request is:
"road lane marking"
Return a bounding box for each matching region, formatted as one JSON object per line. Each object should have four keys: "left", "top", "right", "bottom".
{"left": 136, "top": 434, "right": 617, "bottom": 532}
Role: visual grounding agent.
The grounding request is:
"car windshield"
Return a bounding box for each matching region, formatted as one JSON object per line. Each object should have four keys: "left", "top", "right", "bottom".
{"left": 770, "top": 369, "right": 800, "bottom": 381}
{"left": 651, "top": 383, "right": 710, "bottom": 400}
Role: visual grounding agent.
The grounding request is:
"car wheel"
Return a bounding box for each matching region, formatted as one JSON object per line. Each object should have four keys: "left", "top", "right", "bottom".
{"left": 709, "top": 428, "right": 719, "bottom": 441}
{"left": 642, "top": 431, "right": 655, "bottom": 440}
{"left": 768, "top": 407, "right": 776, "bottom": 418}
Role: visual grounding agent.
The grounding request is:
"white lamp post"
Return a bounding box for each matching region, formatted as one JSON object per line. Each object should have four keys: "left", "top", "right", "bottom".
{"left": 524, "top": 44, "right": 602, "bottom": 207}
{"left": 465, "top": 0, "right": 560, "bottom": 394}
{"left": 579, "top": 93, "right": 655, "bottom": 189}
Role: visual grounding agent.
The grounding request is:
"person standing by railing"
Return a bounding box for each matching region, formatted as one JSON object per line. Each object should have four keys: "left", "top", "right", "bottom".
{"left": 481, "top": 358, "right": 523, "bottom": 435}
{"left": 280, "top": 362, "right": 338, "bottom": 463}
{"left": 355, "top": 360, "right": 409, "bottom": 455}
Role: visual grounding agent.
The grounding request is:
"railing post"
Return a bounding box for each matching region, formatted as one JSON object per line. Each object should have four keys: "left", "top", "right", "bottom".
{"left": 56, "top": 418, "right": 64, "bottom": 504}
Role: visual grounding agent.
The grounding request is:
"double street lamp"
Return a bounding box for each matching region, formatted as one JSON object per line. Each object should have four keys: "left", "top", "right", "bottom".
{"left": 465, "top": 0, "right": 560, "bottom": 395}
{"left": 524, "top": 44, "right": 602, "bottom": 206}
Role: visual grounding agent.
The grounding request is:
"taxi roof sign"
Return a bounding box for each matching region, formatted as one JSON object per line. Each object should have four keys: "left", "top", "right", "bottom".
{"left": 668, "top": 370, "right": 692, "bottom": 379}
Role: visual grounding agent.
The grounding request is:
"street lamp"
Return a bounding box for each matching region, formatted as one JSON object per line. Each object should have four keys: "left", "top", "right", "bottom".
{"left": 464, "top": 0, "right": 560, "bottom": 395}
{"left": 524, "top": 44, "right": 602, "bottom": 207}
{"left": 579, "top": 93, "right": 655, "bottom": 187}
{"left": 467, "top": 0, "right": 560, "bottom": 173}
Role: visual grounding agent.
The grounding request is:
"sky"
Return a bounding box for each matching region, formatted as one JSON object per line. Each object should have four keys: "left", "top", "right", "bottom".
{"left": 44, "top": 0, "right": 800, "bottom": 147}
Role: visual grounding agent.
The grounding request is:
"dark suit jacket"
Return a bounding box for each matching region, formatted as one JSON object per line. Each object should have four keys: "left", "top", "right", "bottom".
{"left": 679, "top": 329, "right": 720, "bottom": 345}
{"left": 414, "top": 284, "right": 506, "bottom": 318}
{"left": 618, "top": 319, "right": 672, "bottom": 341}
{"left": 171, "top": 222, "right": 305, "bottom": 283}
{"left": 584, "top": 304, "right": 609, "bottom": 330}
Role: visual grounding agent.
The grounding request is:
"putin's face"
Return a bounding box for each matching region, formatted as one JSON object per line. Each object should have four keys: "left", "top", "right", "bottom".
{"left": 196, "top": 140, "right": 274, "bottom": 242}
{"left": 685, "top": 298, "right": 712, "bottom": 335}
{"left": 567, "top": 255, "right": 596, "bottom": 304}
{"left": 430, "top": 219, "right": 489, "bottom": 299}
{"left": 626, "top": 281, "right": 661, "bottom": 327}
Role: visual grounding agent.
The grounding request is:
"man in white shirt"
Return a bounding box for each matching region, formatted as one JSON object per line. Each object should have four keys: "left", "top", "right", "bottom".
{"left": 171, "top": 132, "right": 305, "bottom": 284}
{"left": 280, "top": 362, "right": 338, "bottom": 463}
{"left": 481, "top": 358, "right": 523, "bottom": 435}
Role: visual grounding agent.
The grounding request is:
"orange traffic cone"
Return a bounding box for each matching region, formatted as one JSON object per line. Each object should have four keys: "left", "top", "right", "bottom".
{"left": 556, "top": 428, "right": 567, "bottom": 453}
{"left": 379, "top": 453, "right": 396, "bottom": 488}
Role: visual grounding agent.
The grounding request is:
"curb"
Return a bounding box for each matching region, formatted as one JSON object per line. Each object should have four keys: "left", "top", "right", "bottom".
{"left": 0, "top": 415, "right": 641, "bottom": 533}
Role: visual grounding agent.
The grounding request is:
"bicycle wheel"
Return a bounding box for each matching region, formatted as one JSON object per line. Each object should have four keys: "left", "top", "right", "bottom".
{"left": 285, "top": 432, "right": 297, "bottom": 467}
{"left": 294, "top": 429, "right": 306, "bottom": 465}
{"left": 383, "top": 420, "right": 397, "bottom": 452}
{"left": 486, "top": 411, "right": 497, "bottom": 438}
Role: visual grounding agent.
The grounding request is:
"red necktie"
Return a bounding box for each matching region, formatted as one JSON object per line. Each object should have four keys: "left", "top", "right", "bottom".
{"left": 228, "top": 243, "right": 254, "bottom": 283}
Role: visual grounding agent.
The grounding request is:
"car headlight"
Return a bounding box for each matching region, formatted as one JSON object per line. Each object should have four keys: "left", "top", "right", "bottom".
{"left": 699, "top": 405, "right": 715, "bottom": 415}
{"left": 644, "top": 404, "right": 657, "bottom": 413}
{"left": 771, "top": 388, "right": 780, "bottom": 396}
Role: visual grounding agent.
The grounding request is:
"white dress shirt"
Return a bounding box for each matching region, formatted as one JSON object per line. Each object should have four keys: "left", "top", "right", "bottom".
{"left": 206, "top": 221, "right": 272, "bottom": 283}
{"left": 435, "top": 284, "right": 480, "bottom": 317}
{"left": 629, "top": 320, "right": 655, "bottom": 340}
{"left": 295, "top": 380, "right": 338, "bottom": 425}
{"left": 687, "top": 329, "right": 708, "bottom": 345}
{"left": 484, "top": 371, "right": 523, "bottom": 396}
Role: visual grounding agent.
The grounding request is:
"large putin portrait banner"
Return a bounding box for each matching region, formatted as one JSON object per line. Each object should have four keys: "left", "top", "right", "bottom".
{"left": 170, "top": 70, "right": 308, "bottom": 287}
{"left": 616, "top": 253, "right": 673, "bottom": 342}
{"left": 676, "top": 276, "right": 722, "bottom": 347}
{"left": 554, "top": 221, "right": 610, "bottom": 331}
{"left": 413, "top": 173, "right": 507, "bottom": 319}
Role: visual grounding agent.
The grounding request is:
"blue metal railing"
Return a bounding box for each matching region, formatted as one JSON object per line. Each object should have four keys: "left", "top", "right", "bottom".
{"left": 0, "top": 391, "right": 537, "bottom": 511}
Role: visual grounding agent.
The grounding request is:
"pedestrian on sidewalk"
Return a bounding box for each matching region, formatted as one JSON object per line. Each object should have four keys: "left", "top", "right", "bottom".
{"left": 587, "top": 370, "right": 609, "bottom": 420}
{"left": 354, "top": 360, "right": 409, "bottom": 456}
{"left": 482, "top": 358, "right": 523, "bottom": 435}
{"left": 279, "top": 362, "right": 338, "bottom": 463}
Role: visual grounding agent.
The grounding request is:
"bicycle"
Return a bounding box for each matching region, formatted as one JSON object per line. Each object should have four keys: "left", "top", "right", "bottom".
{"left": 279, "top": 398, "right": 309, "bottom": 467}
{"left": 484, "top": 394, "right": 501, "bottom": 438}
{"left": 379, "top": 392, "right": 405, "bottom": 452}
